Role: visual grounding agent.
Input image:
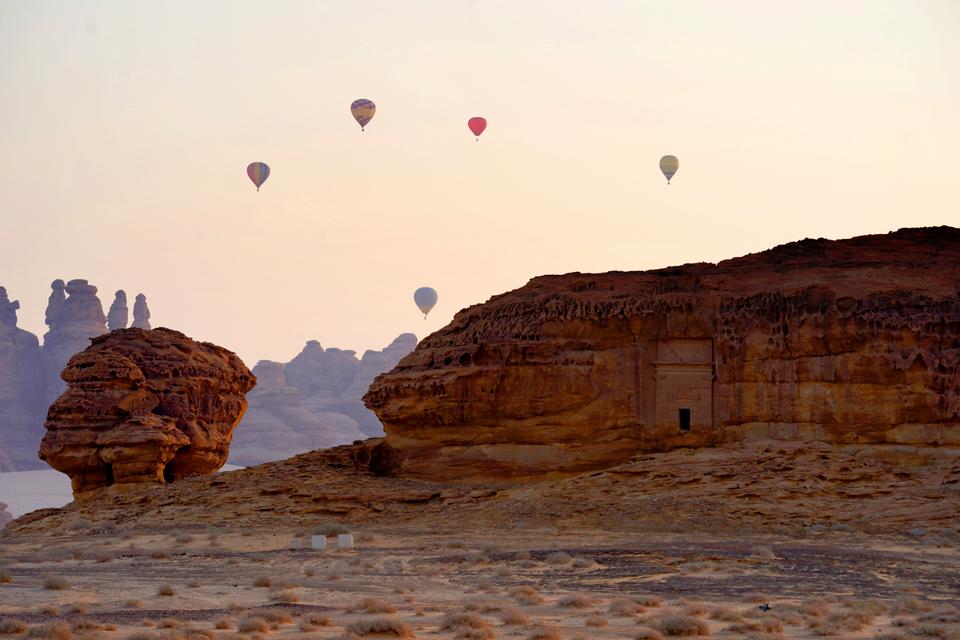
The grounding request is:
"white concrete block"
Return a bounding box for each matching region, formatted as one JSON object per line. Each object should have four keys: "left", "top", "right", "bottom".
{"left": 337, "top": 533, "right": 354, "bottom": 549}
{"left": 311, "top": 535, "right": 327, "bottom": 550}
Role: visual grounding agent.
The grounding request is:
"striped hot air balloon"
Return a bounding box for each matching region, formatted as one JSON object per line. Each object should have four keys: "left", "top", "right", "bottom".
{"left": 659, "top": 155, "right": 679, "bottom": 184}
{"left": 246, "top": 162, "right": 270, "bottom": 191}
{"left": 350, "top": 99, "right": 376, "bottom": 131}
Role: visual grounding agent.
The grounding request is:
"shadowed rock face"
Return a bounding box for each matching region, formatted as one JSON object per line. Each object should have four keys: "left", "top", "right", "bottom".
{"left": 0, "top": 288, "right": 44, "bottom": 471}
{"left": 39, "top": 328, "right": 255, "bottom": 498}
{"left": 365, "top": 226, "right": 960, "bottom": 480}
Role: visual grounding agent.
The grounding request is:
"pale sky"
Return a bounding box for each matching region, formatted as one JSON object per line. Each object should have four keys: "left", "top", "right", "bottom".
{"left": 1, "top": 1, "right": 957, "bottom": 366}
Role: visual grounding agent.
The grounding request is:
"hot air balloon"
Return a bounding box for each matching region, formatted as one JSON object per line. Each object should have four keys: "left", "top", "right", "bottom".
{"left": 659, "top": 155, "right": 679, "bottom": 184}
{"left": 351, "top": 99, "right": 376, "bottom": 131}
{"left": 246, "top": 162, "right": 270, "bottom": 191}
{"left": 468, "top": 117, "right": 487, "bottom": 140}
{"left": 414, "top": 287, "right": 438, "bottom": 318}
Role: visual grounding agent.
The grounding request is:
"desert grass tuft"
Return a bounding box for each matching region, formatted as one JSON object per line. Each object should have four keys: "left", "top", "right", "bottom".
{"left": 500, "top": 606, "right": 529, "bottom": 625}
{"left": 545, "top": 551, "right": 572, "bottom": 566}
{"left": 253, "top": 577, "right": 272, "bottom": 588}
{"left": 213, "top": 620, "right": 232, "bottom": 631}
{"left": 25, "top": 623, "right": 73, "bottom": 640}
{"left": 236, "top": 618, "right": 270, "bottom": 634}
{"left": 633, "top": 629, "right": 664, "bottom": 640}
{"left": 585, "top": 616, "right": 608, "bottom": 627}
{"left": 43, "top": 576, "right": 71, "bottom": 591}
{"left": 344, "top": 617, "right": 414, "bottom": 638}
{"left": 1, "top": 569, "right": 13, "bottom": 584}
{"left": 557, "top": 595, "right": 593, "bottom": 608}
{"left": 527, "top": 625, "right": 562, "bottom": 640}
{"left": 510, "top": 585, "right": 544, "bottom": 605}
{"left": 637, "top": 595, "right": 663, "bottom": 607}
{"left": 659, "top": 614, "right": 710, "bottom": 636}
{"left": 156, "top": 584, "right": 176, "bottom": 597}
{"left": 0, "top": 619, "right": 28, "bottom": 635}
{"left": 359, "top": 597, "right": 396, "bottom": 614}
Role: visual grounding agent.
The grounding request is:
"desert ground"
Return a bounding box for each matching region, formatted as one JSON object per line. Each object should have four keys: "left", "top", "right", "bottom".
{"left": 2, "top": 440, "right": 959, "bottom": 639}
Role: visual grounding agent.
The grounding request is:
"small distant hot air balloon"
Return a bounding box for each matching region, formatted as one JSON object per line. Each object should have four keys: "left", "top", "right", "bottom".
{"left": 659, "top": 155, "right": 679, "bottom": 184}
{"left": 414, "top": 287, "right": 438, "bottom": 318}
{"left": 468, "top": 117, "right": 487, "bottom": 140}
{"left": 351, "top": 99, "right": 376, "bottom": 131}
{"left": 246, "top": 162, "right": 270, "bottom": 191}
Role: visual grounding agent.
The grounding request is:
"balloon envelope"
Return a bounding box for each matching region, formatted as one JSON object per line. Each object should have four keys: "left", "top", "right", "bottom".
{"left": 659, "top": 155, "right": 679, "bottom": 183}
{"left": 351, "top": 99, "right": 376, "bottom": 130}
{"left": 246, "top": 162, "right": 270, "bottom": 191}
{"left": 414, "top": 287, "right": 438, "bottom": 317}
{"left": 468, "top": 117, "right": 487, "bottom": 138}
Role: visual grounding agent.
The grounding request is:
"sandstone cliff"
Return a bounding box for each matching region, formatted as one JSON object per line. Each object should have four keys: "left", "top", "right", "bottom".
{"left": 39, "top": 328, "right": 255, "bottom": 498}
{"left": 365, "top": 226, "right": 960, "bottom": 480}
{"left": 229, "top": 334, "right": 417, "bottom": 466}
{"left": 0, "top": 287, "right": 45, "bottom": 471}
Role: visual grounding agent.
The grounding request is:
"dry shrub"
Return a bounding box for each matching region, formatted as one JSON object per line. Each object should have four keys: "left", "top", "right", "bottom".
{"left": 157, "top": 584, "right": 176, "bottom": 596}
{"left": 500, "top": 606, "right": 529, "bottom": 625}
{"left": 921, "top": 605, "right": 960, "bottom": 624}
{"left": 182, "top": 628, "right": 216, "bottom": 640}
{"left": 344, "top": 617, "right": 414, "bottom": 638}
{"left": 302, "top": 615, "right": 331, "bottom": 627}
{"left": 43, "top": 576, "right": 71, "bottom": 590}
{"left": 728, "top": 617, "right": 782, "bottom": 633}
{"left": 257, "top": 610, "right": 293, "bottom": 625}
{"left": 683, "top": 603, "right": 709, "bottom": 617}
{"left": 149, "top": 551, "right": 170, "bottom": 560}
{"left": 173, "top": 534, "right": 194, "bottom": 545}
{"left": 236, "top": 618, "right": 269, "bottom": 634}
{"left": 609, "top": 597, "right": 643, "bottom": 616}
{"left": 125, "top": 600, "right": 144, "bottom": 609}
{"left": 25, "top": 623, "right": 73, "bottom": 640}
{"left": 253, "top": 576, "right": 272, "bottom": 588}
{"left": 158, "top": 620, "right": 182, "bottom": 630}
{"left": 892, "top": 596, "right": 934, "bottom": 615}
{"left": 797, "top": 599, "right": 830, "bottom": 618}
{"left": 270, "top": 590, "right": 299, "bottom": 604}
{"left": 514, "top": 550, "right": 532, "bottom": 560}
{"left": 0, "top": 569, "right": 11, "bottom": 584}
{"left": 439, "top": 612, "right": 493, "bottom": 639}
{"left": 807, "top": 609, "right": 874, "bottom": 636}
{"left": 710, "top": 607, "right": 742, "bottom": 622}
{"left": 40, "top": 608, "right": 58, "bottom": 617}
{"left": 634, "top": 629, "right": 664, "bottom": 640}
{"left": 557, "top": 595, "right": 593, "bottom": 608}
{"left": 63, "top": 603, "right": 90, "bottom": 615}
{"left": 213, "top": 620, "right": 232, "bottom": 631}
{"left": 903, "top": 624, "right": 960, "bottom": 639}
{"left": 585, "top": 616, "right": 608, "bottom": 627}
{"left": 637, "top": 595, "right": 663, "bottom": 607}
{"left": 359, "top": 597, "right": 397, "bottom": 614}
{"left": 140, "top": 621, "right": 156, "bottom": 629}
{"left": 186, "top": 580, "right": 200, "bottom": 589}
{"left": 0, "top": 619, "right": 28, "bottom": 635}
{"left": 510, "top": 585, "right": 544, "bottom": 605}
{"left": 545, "top": 552, "right": 572, "bottom": 566}
{"left": 527, "top": 625, "right": 562, "bottom": 640}
{"left": 303, "top": 567, "right": 317, "bottom": 577}
{"left": 750, "top": 547, "right": 778, "bottom": 560}
{"left": 68, "top": 620, "right": 102, "bottom": 633}
{"left": 659, "top": 614, "right": 711, "bottom": 636}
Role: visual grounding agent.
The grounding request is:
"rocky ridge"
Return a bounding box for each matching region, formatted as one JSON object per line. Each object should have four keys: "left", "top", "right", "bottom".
{"left": 366, "top": 226, "right": 960, "bottom": 480}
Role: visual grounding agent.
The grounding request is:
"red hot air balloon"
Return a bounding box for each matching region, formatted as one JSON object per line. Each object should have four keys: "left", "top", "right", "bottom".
{"left": 468, "top": 117, "right": 487, "bottom": 140}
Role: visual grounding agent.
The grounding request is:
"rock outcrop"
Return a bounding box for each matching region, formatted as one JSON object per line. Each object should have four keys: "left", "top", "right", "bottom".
{"left": 131, "top": 294, "right": 151, "bottom": 330}
{"left": 0, "top": 287, "right": 45, "bottom": 471}
{"left": 365, "top": 226, "right": 960, "bottom": 480}
{"left": 0, "top": 501, "right": 12, "bottom": 529}
{"left": 229, "top": 334, "right": 417, "bottom": 466}
{"left": 39, "top": 328, "right": 255, "bottom": 498}
{"left": 41, "top": 279, "right": 108, "bottom": 406}
{"left": 107, "top": 290, "right": 128, "bottom": 331}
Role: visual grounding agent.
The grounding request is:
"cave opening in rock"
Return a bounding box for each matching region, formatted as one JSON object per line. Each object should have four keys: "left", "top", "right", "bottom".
{"left": 104, "top": 464, "right": 114, "bottom": 486}
{"left": 679, "top": 408, "right": 691, "bottom": 432}
{"left": 163, "top": 461, "right": 176, "bottom": 483}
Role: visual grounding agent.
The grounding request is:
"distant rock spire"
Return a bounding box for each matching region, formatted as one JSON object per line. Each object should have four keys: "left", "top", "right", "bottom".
{"left": 107, "top": 290, "right": 128, "bottom": 331}
{"left": 45, "top": 279, "right": 66, "bottom": 328}
{"left": 132, "top": 293, "right": 151, "bottom": 330}
{"left": 0, "top": 286, "right": 20, "bottom": 328}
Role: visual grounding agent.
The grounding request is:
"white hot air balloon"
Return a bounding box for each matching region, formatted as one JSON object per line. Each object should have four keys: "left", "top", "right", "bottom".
{"left": 414, "top": 287, "right": 438, "bottom": 318}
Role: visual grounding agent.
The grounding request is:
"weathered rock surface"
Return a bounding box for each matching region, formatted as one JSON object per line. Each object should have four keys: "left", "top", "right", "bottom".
{"left": 0, "top": 501, "right": 12, "bottom": 529}
{"left": 366, "top": 226, "right": 960, "bottom": 480}
{"left": 131, "top": 293, "right": 151, "bottom": 330}
{"left": 107, "top": 290, "right": 128, "bottom": 331}
{"left": 39, "top": 328, "right": 255, "bottom": 498}
{"left": 229, "top": 334, "right": 416, "bottom": 466}
{"left": 0, "top": 287, "right": 45, "bottom": 471}
{"left": 41, "top": 279, "right": 108, "bottom": 406}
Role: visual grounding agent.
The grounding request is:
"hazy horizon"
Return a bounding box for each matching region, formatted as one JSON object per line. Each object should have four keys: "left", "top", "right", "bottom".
{"left": 2, "top": 1, "right": 958, "bottom": 365}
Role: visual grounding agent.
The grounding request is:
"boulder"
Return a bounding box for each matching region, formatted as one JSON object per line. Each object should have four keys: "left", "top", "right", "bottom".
{"left": 39, "top": 328, "right": 255, "bottom": 498}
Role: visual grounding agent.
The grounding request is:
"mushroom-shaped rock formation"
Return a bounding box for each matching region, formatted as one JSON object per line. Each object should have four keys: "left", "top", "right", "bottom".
{"left": 39, "top": 328, "right": 256, "bottom": 498}
{"left": 364, "top": 226, "right": 960, "bottom": 480}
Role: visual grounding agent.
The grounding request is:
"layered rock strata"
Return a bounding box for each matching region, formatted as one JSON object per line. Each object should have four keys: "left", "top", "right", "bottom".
{"left": 39, "top": 328, "right": 255, "bottom": 498}
{"left": 365, "top": 226, "right": 960, "bottom": 480}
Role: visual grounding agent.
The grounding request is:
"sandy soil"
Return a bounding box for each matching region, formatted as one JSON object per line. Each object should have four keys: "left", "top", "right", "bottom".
{"left": 1, "top": 525, "right": 958, "bottom": 639}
